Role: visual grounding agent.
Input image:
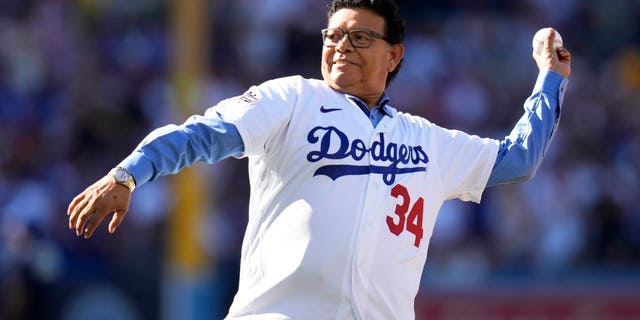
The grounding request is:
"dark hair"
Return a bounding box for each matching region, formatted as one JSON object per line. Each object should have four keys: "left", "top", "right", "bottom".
{"left": 327, "top": 0, "right": 405, "bottom": 87}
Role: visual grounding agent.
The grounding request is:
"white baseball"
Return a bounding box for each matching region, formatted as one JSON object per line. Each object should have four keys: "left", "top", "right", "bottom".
{"left": 532, "top": 27, "right": 563, "bottom": 54}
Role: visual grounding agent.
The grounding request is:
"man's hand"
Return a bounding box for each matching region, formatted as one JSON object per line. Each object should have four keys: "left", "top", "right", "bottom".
{"left": 533, "top": 28, "right": 572, "bottom": 78}
{"left": 67, "top": 175, "right": 132, "bottom": 238}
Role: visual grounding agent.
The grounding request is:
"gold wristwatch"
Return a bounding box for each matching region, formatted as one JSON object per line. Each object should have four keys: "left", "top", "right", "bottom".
{"left": 109, "top": 167, "right": 136, "bottom": 191}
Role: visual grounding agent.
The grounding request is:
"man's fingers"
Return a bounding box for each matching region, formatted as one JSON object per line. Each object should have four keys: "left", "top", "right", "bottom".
{"left": 68, "top": 197, "right": 90, "bottom": 229}
{"left": 74, "top": 201, "right": 98, "bottom": 236}
{"left": 543, "top": 29, "right": 559, "bottom": 61}
{"left": 83, "top": 209, "right": 112, "bottom": 238}
{"left": 67, "top": 193, "right": 85, "bottom": 216}
{"left": 544, "top": 28, "right": 556, "bottom": 51}
{"left": 108, "top": 210, "right": 127, "bottom": 234}
{"left": 557, "top": 47, "right": 571, "bottom": 62}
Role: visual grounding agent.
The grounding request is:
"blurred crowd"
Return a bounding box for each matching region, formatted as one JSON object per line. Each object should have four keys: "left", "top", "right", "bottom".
{"left": 1, "top": 0, "right": 639, "bottom": 319}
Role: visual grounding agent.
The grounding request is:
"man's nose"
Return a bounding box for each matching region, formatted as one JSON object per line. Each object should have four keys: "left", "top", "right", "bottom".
{"left": 335, "top": 34, "right": 353, "bottom": 52}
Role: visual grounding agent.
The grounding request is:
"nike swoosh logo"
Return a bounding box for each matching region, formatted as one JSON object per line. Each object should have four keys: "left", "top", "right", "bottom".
{"left": 320, "top": 105, "right": 342, "bottom": 113}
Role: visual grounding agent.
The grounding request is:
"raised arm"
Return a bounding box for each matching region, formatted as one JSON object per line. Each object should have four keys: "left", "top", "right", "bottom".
{"left": 487, "top": 28, "right": 572, "bottom": 186}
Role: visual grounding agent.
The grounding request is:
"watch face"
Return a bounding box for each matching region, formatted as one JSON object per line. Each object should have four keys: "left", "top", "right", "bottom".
{"left": 114, "top": 168, "right": 129, "bottom": 182}
{"left": 110, "top": 167, "right": 135, "bottom": 191}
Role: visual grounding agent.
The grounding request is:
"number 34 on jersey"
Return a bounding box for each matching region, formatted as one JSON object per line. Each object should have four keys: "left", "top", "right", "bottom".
{"left": 386, "top": 183, "right": 424, "bottom": 248}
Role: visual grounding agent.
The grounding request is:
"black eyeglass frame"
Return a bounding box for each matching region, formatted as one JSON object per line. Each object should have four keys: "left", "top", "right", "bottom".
{"left": 321, "top": 28, "right": 389, "bottom": 48}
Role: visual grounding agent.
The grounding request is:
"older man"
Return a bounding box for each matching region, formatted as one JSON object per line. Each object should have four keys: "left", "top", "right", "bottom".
{"left": 68, "top": 0, "right": 571, "bottom": 319}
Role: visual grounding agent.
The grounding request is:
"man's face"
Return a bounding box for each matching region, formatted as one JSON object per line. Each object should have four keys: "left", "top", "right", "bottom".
{"left": 321, "top": 8, "right": 403, "bottom": 103}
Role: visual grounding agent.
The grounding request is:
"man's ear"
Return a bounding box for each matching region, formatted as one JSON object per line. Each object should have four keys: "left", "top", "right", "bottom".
{"left": 388, "top": 43, "right": 405, "bottom": 72}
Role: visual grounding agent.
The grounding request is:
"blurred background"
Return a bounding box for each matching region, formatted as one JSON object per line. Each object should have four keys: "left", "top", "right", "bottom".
{"left": 1, "top": 0, "right": 639, "bottom": 319}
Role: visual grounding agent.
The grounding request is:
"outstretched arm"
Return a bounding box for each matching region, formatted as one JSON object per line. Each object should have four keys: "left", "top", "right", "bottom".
{"left": 116, "top": 112, "right": 244, "bottom": 187}
{"left": 487, "top": 28, "right": 572, "bottom": 187}
{"left": 67, "top": 112, "right": 244, "bottom": 238}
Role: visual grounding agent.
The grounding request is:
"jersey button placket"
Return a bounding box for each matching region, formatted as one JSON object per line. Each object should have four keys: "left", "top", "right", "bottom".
{"left": 351, "top": 129, "right": 387, "bottom": 316}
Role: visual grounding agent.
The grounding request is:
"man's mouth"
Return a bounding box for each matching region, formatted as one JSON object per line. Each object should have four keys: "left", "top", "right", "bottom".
{"left": 333, "top": 60, "right": 355, "bottom": 67}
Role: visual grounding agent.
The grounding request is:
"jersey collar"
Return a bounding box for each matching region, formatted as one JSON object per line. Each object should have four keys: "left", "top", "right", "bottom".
{"left": 345, "top": 92, "right": 397, "bottom": 118}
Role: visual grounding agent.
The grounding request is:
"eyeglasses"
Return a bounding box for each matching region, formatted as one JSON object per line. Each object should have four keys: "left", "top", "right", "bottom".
{"left": 321, "top": 28, "right": 387, "bottom": 48}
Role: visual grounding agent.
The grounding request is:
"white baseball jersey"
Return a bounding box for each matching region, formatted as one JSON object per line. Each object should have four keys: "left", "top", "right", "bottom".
{"left": 207, "top": 76, "right": 499, "bottom": 319}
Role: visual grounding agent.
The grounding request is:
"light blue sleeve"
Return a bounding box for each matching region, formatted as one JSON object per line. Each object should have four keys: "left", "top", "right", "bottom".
{"left": 487, "top": 70, "right": 569, "bottom": 187}
{"left": 117, "top": 112, "right": 244, "bottom": 188}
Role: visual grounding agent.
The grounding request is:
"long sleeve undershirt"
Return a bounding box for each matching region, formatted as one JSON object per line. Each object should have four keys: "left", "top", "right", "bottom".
{"left": 118, "top": 70, "right": 568, "bottom": 189}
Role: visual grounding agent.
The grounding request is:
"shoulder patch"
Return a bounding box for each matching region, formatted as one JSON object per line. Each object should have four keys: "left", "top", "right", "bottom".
{"left": 237, "top": 89, "right": 261, "bottom": 104}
